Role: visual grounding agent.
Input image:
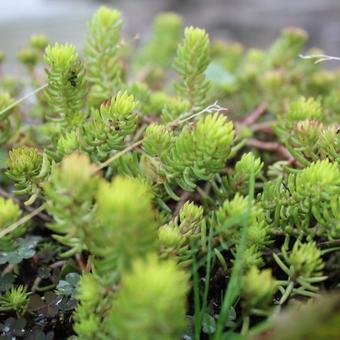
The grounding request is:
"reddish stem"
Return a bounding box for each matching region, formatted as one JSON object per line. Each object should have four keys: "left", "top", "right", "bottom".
{"left": 242, "top": 102, "right": 268, "bottom": 126}
{"left": 251, "top": 121, "right": 275, "bottom": 134}
{"left": 247, "top": 138, "right": 292, "bottom": 160}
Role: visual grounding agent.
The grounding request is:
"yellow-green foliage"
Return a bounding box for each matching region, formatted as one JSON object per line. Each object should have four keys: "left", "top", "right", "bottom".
{"left": 84, "top": 6, "right": 122, "bottom": 106}
{"left": 44, "top": 43, "right": 86, "bottom": 125}
{"left": 1, "top": 5, "right": 339, "bottom": 339}
{"left": 159, "top": 201, "right": 204, "bottom": 265}
{"left": 44, "top": 153, "right": 98, "bottom": 255}
{"left": 174, "top": 27, "right": 210, "bottom": 110}
{"left": 6, "top": 147, "right": 49, "bottom": 204}
{"left": 0, "top": 197, "right": 25, "bottom": 250}
{"left": 105, "top": 255, "right": 189, "bottom": 340}
{"left": 91, "top": 176, "right": 157, "bottom": 276}
{"left": 241, "top": 266, "right": 277, "bottom": 311}
{"left": 163, "top": 113, "right": 235, "bottom": 191}
{"left": 81, "top": 91, "right": 138, "bottom": 162}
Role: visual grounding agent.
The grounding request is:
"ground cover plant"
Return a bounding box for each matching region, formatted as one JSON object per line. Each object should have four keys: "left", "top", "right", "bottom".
{"left": 0, "top": 6, "right": 339, "bottom": 339}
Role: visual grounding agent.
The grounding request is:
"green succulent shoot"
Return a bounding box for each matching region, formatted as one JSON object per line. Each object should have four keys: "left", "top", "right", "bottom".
{"left": 52, "top": 129, "right": 79, "bottom": 161}
{"left": 215, "top": 194, "right": 270, "bottom": 249}
{"left": 0, "top": 286, "right": 29, "bottom": 315}
{"left": 234, "top": 153, "right": 263, "bottom": 183}
{"left": 274, "top": 240, "right": 326, "bottom": 304}
{"left": 44, "top": 152, "right": 99, "bottom": 256}
{"left": 216, "top": 152, "right": 264, "bottom": 198}
{"left": 268, "top": 27, "right": 308, "bottom": 66}
{"left": 89, "top": 176, "right": 158, "bottom": 279}
{"left": 73, "top": 273, "right": 103, "bottom": 339}
{"left": 6, "top": 146, "right": 50, "bottom": 204}
{"left": 213, "top": 193, "right": 271, "bottom": 269}
{"left": 16, "top": 48, "right": 39, "bottom": 70}
{"left": 142, "top": 124, "right": 173, "bottom": 158}
{"left": 288, "top": 160, "right": 340, "bottom": 237}
{"left": 163, "top": 113, "right": 235, "bottom": 192}
{"left": 81, "top": 91, "right": 137, "bottom": 162}
{"left": 158, "top": 225, "right": 183, "bottom": 253}
{"left": 178, "top": 201, "right": 204, "bottom": 236}
{"left": 74, "top": 306, "right": 101, "bottom": 340}
{"left": 29, "top": 34, "right": 49, "bottom": 51}
{"left": 44, "top": 43, "right": 86, "bottom": 125}
{"left": 159, "top": 201, "right": 204, "bottom": 265}
{"left": 6, "top": 147, "right": 43, "bottom": 180}
{"left": 275, "top": 97, "right": 330, "bottom": 165}
{"left": 0, "top": 197, "right": 25, "bottom": 251}
{"left": 286, "top": 97, "right": 323, "bottom": 122}
{"left": 288, "top": 241, "right": 324, "bottom": 279}
{"left": 0, "top": 92, "right": 15, "bottom": 144}
{"left": 104, "top": 255, "right": 189, "bottom": 340}
{"left": 141, "top": 123, "right": 174, "bottom": 182}
{"left": 241, "top": 266, "right": 277, "bottom": 311}
{"left": 85, "top": 6, "right": 122, "bottom": 106}
{"left": 174, "top": 26, "right": 210, "bottom": 110}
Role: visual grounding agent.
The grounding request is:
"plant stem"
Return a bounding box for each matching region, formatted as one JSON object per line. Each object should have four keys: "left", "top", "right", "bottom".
{"left": 241, "top": 102, "right": 267, "bottom": 126}
{"left": 241, "top": 315, "right": 250, "bottom": 335}
{"left": 247, "top": 138, "right": 291, "bottom": 160}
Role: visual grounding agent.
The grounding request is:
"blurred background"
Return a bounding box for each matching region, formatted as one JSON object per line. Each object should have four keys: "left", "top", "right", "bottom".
{"left": 1, "top": 0, "right": 340, "bottom": 73}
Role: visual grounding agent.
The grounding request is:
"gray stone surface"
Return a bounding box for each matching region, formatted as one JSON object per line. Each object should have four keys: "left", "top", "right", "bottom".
{"left": 1, "top": 0, "right": 339, "bottom": 73}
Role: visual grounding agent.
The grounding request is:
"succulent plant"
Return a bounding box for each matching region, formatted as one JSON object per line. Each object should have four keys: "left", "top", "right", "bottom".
{"left": 0, "top": 5, "right": 339, "bottom": 339}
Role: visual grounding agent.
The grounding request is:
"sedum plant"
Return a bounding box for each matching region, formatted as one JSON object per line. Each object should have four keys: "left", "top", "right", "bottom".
{"left": 0, "top": 286, "right": 29, "bottom": 315}
{"left": 240, "top": 266, "right": 277, "bottom": 333}
{"left": 6, "top": 147, "right": 50, "bottom": 204}
{"left": 174, "top": 27, "right": 210, "bottom": 111}
{"left": 162, "top": 113, "right": 235, "bottom": 192}
{"left": 134, "top": 12, "right": 183, "bottom": 83}
{"left": 88, "top": 176, "right": 158, "bottom": 280}
{"left": 159, "top": 201, "right": 205, "bottom": 266}
{"left": 84, "top": 6, "right": 122, "bottom": 107}
{"left": 213, "top": 152, "right": 264, "bottom": 200}
{"left": 0, "top": 5, "right": 339, "bottom": 339}
{"left": 274, "top": 240, "right": 326, "bottom": 304}
{"left": 104, "top": 255, "right": 189, "bottom": 340}
{"left": 44, "top": 152, "right": 98, "bottom": 256}
{"left": 214, "top": 193, "right": 270, "bottom": 268}
{"left": 73, "top": 273, "right": 103, "bottom": 339}
{"left": 0, "top": 197, "right": 25, "bottom": 250}
{"left": 81, "top": 91, "right": 138, "bottom": 162}
{"left": 44, "top": 43, "right": 86, "bottom": 126}
{"left": 0, "top": 92, "right": 15, "bottom": 144}
{"left": 241, "top": 266, "right": 277, "bottom": 312}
